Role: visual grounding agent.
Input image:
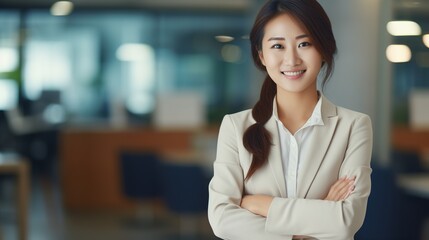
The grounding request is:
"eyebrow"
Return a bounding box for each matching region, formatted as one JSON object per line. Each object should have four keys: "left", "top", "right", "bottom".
{"left": 267, "top": 34, "right": 309, "bottom": 41}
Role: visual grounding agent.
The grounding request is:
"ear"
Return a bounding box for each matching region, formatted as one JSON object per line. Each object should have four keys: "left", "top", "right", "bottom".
{"left": 258, "top": 50, "right": 266, "bottom": 66}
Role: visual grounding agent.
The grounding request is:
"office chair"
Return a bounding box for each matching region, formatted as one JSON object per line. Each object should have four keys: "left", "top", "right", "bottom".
{"left": 119, "top": 151, "right": 164, "bottom": 228}
{"left": 160, "top": 161, "right": 210, "bottom": 239}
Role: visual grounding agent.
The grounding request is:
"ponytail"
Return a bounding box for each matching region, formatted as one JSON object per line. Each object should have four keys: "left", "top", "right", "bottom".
{"left": 243, "top": 76, "right": 276, "bottom": 180}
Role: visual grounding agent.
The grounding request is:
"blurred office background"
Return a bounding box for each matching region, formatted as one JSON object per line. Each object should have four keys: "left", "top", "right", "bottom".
{"left": 0, "top": 0, "right": 429, "bottom": 239}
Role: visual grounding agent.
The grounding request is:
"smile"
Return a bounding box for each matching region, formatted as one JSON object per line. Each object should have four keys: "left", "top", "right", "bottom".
{"left": 281, "top": 70, "right": 306, "bottom": 76}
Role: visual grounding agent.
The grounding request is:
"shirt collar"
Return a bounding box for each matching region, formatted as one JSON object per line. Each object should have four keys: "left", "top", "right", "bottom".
{"left": 273, "top": 91, "right": 324, "bottom": 127}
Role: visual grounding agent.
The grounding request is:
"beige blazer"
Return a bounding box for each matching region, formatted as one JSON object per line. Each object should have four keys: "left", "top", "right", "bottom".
{"left": 208, "top": 95, "right": 373, "bottom": 240}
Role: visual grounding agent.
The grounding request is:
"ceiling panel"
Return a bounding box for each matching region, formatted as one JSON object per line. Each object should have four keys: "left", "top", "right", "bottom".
{"left": 0, "top": 0, "right": 251, "bottom": 11}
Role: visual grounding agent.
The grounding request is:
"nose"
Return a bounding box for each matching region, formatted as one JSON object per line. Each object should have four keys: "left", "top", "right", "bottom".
{"left": 284, "top": 48, "right": 301, "bottom": 66}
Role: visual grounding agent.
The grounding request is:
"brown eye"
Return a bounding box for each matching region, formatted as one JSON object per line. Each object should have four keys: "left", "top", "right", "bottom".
{"left": 271, "top": 44, "right": 284, "bottom": 49}
{"left": 298, "top": 42, "right": 311, "bottom": 48}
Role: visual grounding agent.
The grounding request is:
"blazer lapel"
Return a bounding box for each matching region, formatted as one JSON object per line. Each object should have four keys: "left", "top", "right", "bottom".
{"left": 265, "top": 116, "right": 287, "bottom": 198}
{"left": 297, "top": 95, "right": 338, "bottom": 198}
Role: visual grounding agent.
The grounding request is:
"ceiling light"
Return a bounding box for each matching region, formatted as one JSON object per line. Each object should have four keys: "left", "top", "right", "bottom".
{"left": 386, "top": 44, "right": 412, "bottom": 63}
{"left": 386, "top": 21, "right": 421, "bottom": 36}
{"left": 51, "top": 1, "right": 74, "bottom": 16}
{"left": 215, "top": 36, "right": 234, "bottom": 43}
{"left": 423, "top": 34, "right": 429, "bottom": 48}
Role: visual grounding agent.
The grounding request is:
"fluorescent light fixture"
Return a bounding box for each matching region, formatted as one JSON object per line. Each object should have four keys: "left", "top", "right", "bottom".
{"left": 215, "top": 35, "right": 234, "bottom": 43}
{"left": 386, "top": 21, "right": 421, "bottom": 36}
{"left": 386, "top": 44, "right": 412, "bottom": 63}
{"left": 51, "top": 1, "right": 74, "bottom": 16}
{"left": 423, "top": 34, "right": 429, "bottom": 48}
{"left": 116, "top": 43, "right": 154, "bottom": 62}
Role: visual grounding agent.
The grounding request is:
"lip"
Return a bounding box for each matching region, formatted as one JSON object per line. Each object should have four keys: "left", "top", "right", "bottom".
{"left": 281, "top": 70, "right": 306, "bottom": 80}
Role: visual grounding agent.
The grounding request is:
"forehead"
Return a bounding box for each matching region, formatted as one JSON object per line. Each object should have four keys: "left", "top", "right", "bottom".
{"left": 263, "top": 13, "right": 309, "bottom": 39}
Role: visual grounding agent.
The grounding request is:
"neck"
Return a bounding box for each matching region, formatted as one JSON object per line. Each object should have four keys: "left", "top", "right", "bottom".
{"left": 276, "top": 88, "right": 319, "bottom": 124}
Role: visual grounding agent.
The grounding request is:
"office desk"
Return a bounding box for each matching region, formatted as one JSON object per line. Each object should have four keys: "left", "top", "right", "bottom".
{"left": 60, "top": 128, "right": 199, "bottom": 210}
{"left": 0, "top": 153, "right": 30, "bottom": 240}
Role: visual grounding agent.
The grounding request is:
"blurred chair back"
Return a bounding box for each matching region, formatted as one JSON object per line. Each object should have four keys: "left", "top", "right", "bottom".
{"left": 355, "top": 161, "right": 397, "bottom": 239}
{"left": 391, "top": 149, "right": 426, "bottom": 174}
{"left": 160, "top": 161, "right": 210, "bottom": 239}
{"left": 119, "top": 151, "right": 161, "bottom": 200}
{"left": 161, "top": 162, "right": 209, "bottom": 214}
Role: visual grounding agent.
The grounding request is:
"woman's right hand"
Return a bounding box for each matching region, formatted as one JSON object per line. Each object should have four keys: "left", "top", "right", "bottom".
{"left": 324, "top": 176, "right": 355, "bottom": 201}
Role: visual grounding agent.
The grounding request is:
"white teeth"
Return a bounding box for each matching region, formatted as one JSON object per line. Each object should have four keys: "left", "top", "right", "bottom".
{"left": 282, "top": 70, "right": 305, "bottom": 76}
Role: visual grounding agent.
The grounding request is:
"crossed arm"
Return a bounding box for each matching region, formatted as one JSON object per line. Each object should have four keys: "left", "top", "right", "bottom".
{"left": 208, "top": 114, "right": 372, "bottom": 239}
{"left": 241, "top": 176, "right": 356, "bottom": 217}
{"left": 240, "top": 177, "right": 356, "bottom": 239}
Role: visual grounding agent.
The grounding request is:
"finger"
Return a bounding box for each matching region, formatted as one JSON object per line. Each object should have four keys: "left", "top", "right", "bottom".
{"left": 334, "top": 183, "right": 351, "bottom": 201}
{"left": 332, "top": 179, "right": 354, "bottom": 200}
{"left": 341, "top": 184, "right": 355, "bottom": 200}
{"left": 331, "top": 177, "right": 348, "bottom": 191}
{"left": 325, "top": 177, "right": 354, "bottom": 201}
{"left": 332, "top": 178, "right": 352, "bottom": 193}
{"left": 341, "top": 181, "right": 355, "bottom": 200}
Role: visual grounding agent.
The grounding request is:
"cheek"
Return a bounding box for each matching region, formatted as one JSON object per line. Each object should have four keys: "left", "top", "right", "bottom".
{"left": 262, "top": 54, "right": 280, "bottom": 68}
{"left": 304, "top": 53, "right": 323, "bottom": 70}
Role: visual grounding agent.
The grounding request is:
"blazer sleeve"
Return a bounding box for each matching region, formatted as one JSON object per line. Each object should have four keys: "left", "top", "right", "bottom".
{"left": 265, "top": 114, "right": 373, "bottom": 240}
{"left": 208, "top": 115, "right": 293, "bottom": 240}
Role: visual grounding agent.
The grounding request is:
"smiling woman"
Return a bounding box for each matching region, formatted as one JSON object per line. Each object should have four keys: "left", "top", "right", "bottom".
{"left": 208, "top": 0, "right": 373, "bottom": 239}
{"left": 257, "top": 13, "right": 323, "bottom": 104}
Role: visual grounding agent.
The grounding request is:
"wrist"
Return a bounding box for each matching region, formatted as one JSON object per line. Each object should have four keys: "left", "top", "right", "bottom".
{"left": 254, "top": 195, "right": 274, "bottom": 217}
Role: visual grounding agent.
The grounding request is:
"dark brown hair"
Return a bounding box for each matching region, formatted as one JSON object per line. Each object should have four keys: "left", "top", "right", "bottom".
{"left": 243, "top": 0, "right": 337, "bottom": 180}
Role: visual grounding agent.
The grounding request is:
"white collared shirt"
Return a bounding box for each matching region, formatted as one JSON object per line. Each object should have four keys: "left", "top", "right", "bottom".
{"left": 273, "top": 96, "right": 324, "bottom": 198}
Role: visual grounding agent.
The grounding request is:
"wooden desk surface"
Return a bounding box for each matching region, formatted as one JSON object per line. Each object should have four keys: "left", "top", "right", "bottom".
{"left": 60, "top": 128, "right": 202, "bottom": 210}
{"left": 392, "top": 126, "right": 429, "bottom": 152}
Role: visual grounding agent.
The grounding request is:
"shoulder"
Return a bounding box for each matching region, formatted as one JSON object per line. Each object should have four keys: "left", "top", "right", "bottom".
{"left": 322, "top": 97, "right": 371, "bottom": 122}
{"left": 333, "top": 106, "right": 373, "bottom": 135}
{"left": 226, "top": 109, "right": 253, "bottom": 123}
{"left": 219, "top": 109, "right": 255, "bottom": 135}
{"left": 336, "top": 106, "right": 371, "bottom": 122}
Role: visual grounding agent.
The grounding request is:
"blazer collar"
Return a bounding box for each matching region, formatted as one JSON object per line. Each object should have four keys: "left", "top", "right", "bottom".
{"left": 265, "top": 94, "right": 338, "bottom": 198}
{"left": 297, "top": 94, "right": 338, "bottom": 197}
{"left": 265, "top": 112, "right": 287, "bottom": 198}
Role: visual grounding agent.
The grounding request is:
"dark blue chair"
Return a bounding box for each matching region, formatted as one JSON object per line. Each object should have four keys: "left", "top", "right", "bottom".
{"left": 119, "top": 151, "right": 164, "bottom": 227}
{"left": 161, "top": 162, "right": 209, "bottom": 214}
{"left": 356, "top": 159, "right": 429, "bottom": 240}
{"left": 391, "top": 149, "right": 426, "bottom": 174}
{"left": 160, "top": 161, "right": 210, "bottom": 238}
{"left": 120, "top": 151, "right": 162, "bottom": 199}
{"left": 355, "top": 162, "right": 397, "bottom": 239}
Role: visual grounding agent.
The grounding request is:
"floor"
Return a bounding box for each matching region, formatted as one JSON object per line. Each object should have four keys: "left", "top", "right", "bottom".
{"left": 0, "top": 172, "right": 216, "bottom": 240}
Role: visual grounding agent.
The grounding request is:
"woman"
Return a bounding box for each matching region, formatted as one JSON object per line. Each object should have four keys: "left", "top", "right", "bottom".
{"left": 208, "top": 0, "right": 373, "bottom": 239}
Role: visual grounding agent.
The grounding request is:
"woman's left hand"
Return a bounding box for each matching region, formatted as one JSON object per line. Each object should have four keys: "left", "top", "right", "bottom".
{"left": 240, "top": 194, "right": 274, "bottom": 217}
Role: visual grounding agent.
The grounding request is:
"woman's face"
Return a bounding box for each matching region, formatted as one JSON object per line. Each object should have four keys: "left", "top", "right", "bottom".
{"left": 258, "top": 13, "right": 323, "bottom": 96}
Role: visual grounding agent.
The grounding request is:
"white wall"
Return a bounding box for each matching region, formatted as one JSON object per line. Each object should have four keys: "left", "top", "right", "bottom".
{"left": 319, "top": 0, "right": 379, "bottom": 118}
{"left": 319, "top": 0, "right": 392, "bottom": 164}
